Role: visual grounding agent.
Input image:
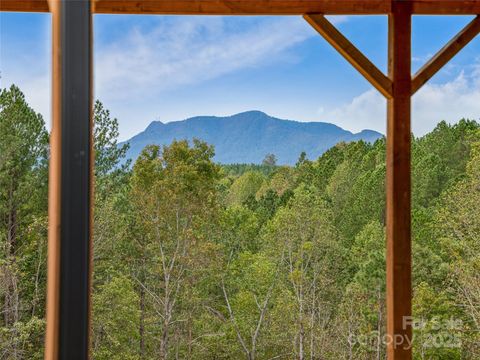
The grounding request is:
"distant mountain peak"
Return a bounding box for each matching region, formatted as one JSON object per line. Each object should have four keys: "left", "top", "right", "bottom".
{"left": 122, "top": 111, "right": 383, "bottom": 165}
{"left": 144, "top": 120, "right": 165, "bottom": 131}
{"left": 232, "top": 110, "right": 269, "bottom": 118}
{"left": 357, "top": 129, "right": 379, "bottom": 134}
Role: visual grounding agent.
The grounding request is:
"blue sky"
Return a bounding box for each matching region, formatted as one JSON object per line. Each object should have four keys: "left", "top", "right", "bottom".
{"left": 1, "top": 13, "right": 479, "bottom": 140}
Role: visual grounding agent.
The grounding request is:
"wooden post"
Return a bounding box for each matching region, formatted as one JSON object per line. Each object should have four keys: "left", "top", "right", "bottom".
{"left": 44, "top": 1, "right": 62, "bottom": 358}
{"left": 386, "top": 2, "right": 412, "bottom": 359}
{"left": 44, "top": 1, "right": 94, "bottom": 359}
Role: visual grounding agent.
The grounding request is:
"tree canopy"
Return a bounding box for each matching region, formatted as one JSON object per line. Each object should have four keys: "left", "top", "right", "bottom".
{"left": 1, "top": 85, "right": 479, "bottom": 359}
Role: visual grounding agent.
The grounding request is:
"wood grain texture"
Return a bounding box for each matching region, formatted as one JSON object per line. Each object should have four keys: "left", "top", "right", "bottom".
{"left": 411, "top": 0, "right": 480, "bottom": 14}
{"left": 304, "top": 13, "right": 393, "bottom": 98}
{"left": 44, "top": 1, "right": 61, "bottom": 359}
{"left": 412, "top": 15, "right": 480, "bottom": 94}
{"left": 0, "top": 0, "right": 49, "bottom": 12}
{"left": 92, "top": 0, "right": 390, "bottom": 14}
{"left": 2, "top": 0, "right": 480, "bottom": 14}
{"left": 386, "top": 2, "right": 412, "bottom": 360}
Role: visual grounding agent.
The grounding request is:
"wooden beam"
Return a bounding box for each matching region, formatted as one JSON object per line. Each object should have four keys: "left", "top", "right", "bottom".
{"left": 412, "top": 0, "right": 480, "bottom": 14}
{"left": 304, "top": 14, "right": 393, "bottom": 98}
{"left": 91, "top": 0, "right": 480, "bottom": 15}
{"left": 92, "top": 0, "right": 390, "bottom": 14}
{"left": 0, "top": 0, "right": 49, "bottom": 12}
{"left": 3, "top": 0, "right": 480, "bottom": 15}
{"left": 412, "top": 15, "right": 480, "bottom": 94}
{"left": 44, "top": 1, "right": 94, "bottom": 359}
{"left": 386, "top": 2, "right": 412, "bottom": 360}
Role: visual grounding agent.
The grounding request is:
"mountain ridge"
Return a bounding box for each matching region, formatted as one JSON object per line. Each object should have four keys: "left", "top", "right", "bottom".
{"left": 121, "top": 111, "right": 383, "bottom": 165}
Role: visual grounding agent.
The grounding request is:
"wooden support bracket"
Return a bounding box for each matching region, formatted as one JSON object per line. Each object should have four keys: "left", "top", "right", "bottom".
{"left": 304, "top": 14, "right": 393, "bottom": 99}
{"left": 412, "top": 15, "right": 480, "bottom": 94}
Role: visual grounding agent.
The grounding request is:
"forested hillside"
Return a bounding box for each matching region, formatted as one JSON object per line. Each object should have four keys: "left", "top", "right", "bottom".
{"left": 1, "top": 85, "right": 479, "bottom": 359}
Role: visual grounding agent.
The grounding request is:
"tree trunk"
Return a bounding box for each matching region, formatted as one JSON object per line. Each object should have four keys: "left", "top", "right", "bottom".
{"left": 160, "top": 318, "right": 169, "bottom": 360}
{"left": 309, "top": 274, "right": 317, "bottom": 360}
{"left": 188, "top": 317, "right": 192, "bottom": 358}
{"left": 139, "top": 284, "right": 145, "bottom": 359}
{"left": 4, "top": 185, "right": 20, "bottom": 359}
{"left": 376, "top": 286, "right": 382, "bottom": 360}
{"left": 160, "top": 286, "right": 171, "bottom": 360}
{"left": 298, "top": 295, "right": 304, "bottom": 360}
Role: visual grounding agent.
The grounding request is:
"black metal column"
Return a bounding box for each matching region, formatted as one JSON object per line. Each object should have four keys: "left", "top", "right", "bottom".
{"left": 59, "top": 1, "right": 93, "bottom": 359}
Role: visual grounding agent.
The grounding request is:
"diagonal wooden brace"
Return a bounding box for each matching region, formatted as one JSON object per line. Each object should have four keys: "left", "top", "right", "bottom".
{"left": 304, "top": 13, "right": 393, "bottom": 98}
{"left": 412, "top": 15, "right": 480, "bottom": 95}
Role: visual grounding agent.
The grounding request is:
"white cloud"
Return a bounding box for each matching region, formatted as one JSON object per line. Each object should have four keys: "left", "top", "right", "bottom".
{"left": 412, "top": 67, "right": 480, "bottom": 135}
{"left": 324, "top": 88, "right": 386, "bottom": 134}
{"left": 323, "top": 61, "right": 480, "bottom": 136}
{"left": 95, "top": 16, "right": 316, "bottom": 102}
{"left": 3, "top": 15, "right": 349, "bottom": 137}
{"left": 6, "top": 14, "right": 477, "bottom": 139}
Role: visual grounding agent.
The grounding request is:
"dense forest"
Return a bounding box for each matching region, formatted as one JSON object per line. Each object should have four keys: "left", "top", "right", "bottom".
{"left": 1, "top": 84, "right": 479, "bottom": 359}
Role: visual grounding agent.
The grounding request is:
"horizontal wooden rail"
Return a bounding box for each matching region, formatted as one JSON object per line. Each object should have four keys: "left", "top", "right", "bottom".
{"left": 412, "top": 0, "right": 480, "bottom": 14}
{"left": 2, "top": 0, "right": 480, "bottom": 14}
{"left": 93, "top": 0, "right": 389, "bottom": 14}
{"left": 1, "top": 0, "right": 49, "bottom": 12}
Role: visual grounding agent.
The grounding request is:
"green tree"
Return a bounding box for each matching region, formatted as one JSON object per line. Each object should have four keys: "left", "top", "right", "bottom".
{"left": 262, "top": 153, "right": 277, "bottom": 167}
{"left": 344, "top": 221, "right": 387, "bottom": 360}
{"left": 0, "top": 85, "right": 49, "bottom": 359}
{"left": 93, "top": 100, "right": 131, "bottom": 203}
{"left": 129, "top": 140, "right": 221, "bottom": 359}
{"left": 431, "top": 129, "right": 480, "bottom": 356}
{"left": 93, "top": 275, "right": 140, "bottom": 360}
{"left": 227, "top": 171, "right": 265, "bottom": 206}
{"left": 219, "top": 206, "right": 261, "bottom": 261}
{"left": 94, "top": 100, "right": 130, "bottom": 178}
{"left": 221, "top": 252, "right": 282, "bottom": 360}
{"left": 263, "top": 186, "right": 345, "bottom": 359}
{"left": 412, "top": 119, "right": 479, "bottom": 208}
{"left": 412, "top": 282, "right": 462, "bottom": 359}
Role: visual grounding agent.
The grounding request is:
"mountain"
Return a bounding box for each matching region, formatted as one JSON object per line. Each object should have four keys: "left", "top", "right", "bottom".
{"left": 121, "top": 111, "right": 383, "bottom": 165}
